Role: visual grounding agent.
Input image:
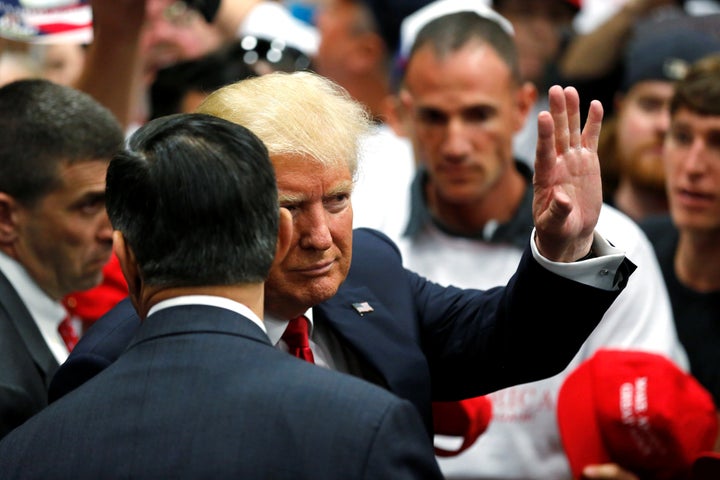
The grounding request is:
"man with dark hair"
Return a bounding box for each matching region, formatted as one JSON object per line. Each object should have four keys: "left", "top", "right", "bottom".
{"left": 642, "top": 54, "right": 720, "bottom": 450}
{"left": 0, "top": 79, "right": 124, "bottom": 439}
{"left": 0, "top": 113, "right": 443, "bottom": 479}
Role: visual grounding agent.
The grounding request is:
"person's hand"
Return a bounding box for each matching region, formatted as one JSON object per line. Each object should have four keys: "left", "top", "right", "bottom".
{"left": 532, "top": 85, "right": 603, "bottom": 262}
{"left": 581, "top": 463, "right": 640, "bottom": 480}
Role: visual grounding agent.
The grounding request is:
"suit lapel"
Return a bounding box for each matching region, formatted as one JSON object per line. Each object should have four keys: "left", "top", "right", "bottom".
{"left": 315, "top": 283, "right": 429, "bottom": 397}
{"left": 0, "top": 270, "right": 59, "bottom": 384}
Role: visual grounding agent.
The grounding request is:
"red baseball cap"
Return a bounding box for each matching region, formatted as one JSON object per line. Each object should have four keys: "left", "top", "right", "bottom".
{"left": 432, "top": 396, "right": 493, "bottom": 457}
{"left": 558, "top": 349, "right": 718, "bottom": 479}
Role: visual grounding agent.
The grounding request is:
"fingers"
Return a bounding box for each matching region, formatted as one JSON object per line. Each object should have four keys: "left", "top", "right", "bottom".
{"left": 549, "top": 85, "right": 569, "bottom": 154}
{"left": 582, "top": 463, "right": 640, "bottom": 480}
{"left": 566, "top": 87, "right": 581, "bottom": 149}
{"left": 538, "top": 86, "right": 604, "bottom": 172}
{"left": 535, "top": 110, "right": 556, "bottom": 177}
{"left": 582, "top": 99, "right": 604, "bottom": 152}
{"left": 548, "top": 85, "right": 603, "bottom": 153}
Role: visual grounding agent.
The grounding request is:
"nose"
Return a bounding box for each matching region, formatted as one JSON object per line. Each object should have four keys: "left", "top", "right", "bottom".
{"left": 296, "top": 204, "right": 333, "bottom": 251}
{"left": 655, "top": 109, "right": 671, "bottom": 135}
{"left": 441, "top": 117, "right": 472, "bottom": 160}
{"left": 683, "top": 138, "right": 709, "bottom": 175}
{"left": 98, "top": 210, "right": 114, "bottom": 244}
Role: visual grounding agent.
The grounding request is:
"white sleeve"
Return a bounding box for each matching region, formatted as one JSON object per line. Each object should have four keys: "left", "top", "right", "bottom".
{"left": 530, "top": 229, "right": 627, "bottom": 291}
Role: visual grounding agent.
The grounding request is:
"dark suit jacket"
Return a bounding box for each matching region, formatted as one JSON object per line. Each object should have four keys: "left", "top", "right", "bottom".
{"left": 1, "top": 304, "right": 442, "bottom": 479}
{"left": 0, "top": 270, "right": 58, "bottom": 439}
{"left": 49, "top": 228, "right": 633, "bottom": 433}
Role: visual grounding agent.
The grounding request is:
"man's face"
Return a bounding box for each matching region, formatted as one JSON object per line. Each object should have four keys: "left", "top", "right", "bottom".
{"left": 141, "top": 0, "right": 223, "bottom": 83}
{"left": 265, "top": 155, "right": 354, "bottom": 318}
{"left": 664, "top": 107, "right": 720, "bottom": 233}
{"left": 494, "top": 0, "right": 575, "bottom": 85}
{"left": 11, "top": 160, "right": 113, "bottom": 300}
{"left": 616, "top": 80, "right": 674, "bottom": 191}
{"left": 313, "top": 0, "right": 367, "bottom": 84}
{"left": 400, "top": 43, "right": 529, "bottom": 207}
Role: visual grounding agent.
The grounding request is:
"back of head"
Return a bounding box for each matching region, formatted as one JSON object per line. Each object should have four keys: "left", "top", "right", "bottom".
{"left": 106, "top": 113, "right": 278, "bottom": 288}
{"left": 196, "top": 71, "right": 372, "bottom": 180}
{"left": 398, "top": 3, "right": 519, "bottom": 84}
{"left": 670, "top": 54, "right": 720, "bottom": 117}
{"left": 0, "top": 79, "right": 124, "bottom": 206}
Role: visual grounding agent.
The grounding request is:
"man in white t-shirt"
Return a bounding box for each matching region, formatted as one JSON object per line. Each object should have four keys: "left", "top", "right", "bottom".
{"left": 392, "top": 2, "right": 688, "bottom": 478}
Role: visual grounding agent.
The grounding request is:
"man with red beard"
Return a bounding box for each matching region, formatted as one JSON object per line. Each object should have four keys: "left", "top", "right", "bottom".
{"left": 598, "top": 14, "right": 720, "bottom": 222}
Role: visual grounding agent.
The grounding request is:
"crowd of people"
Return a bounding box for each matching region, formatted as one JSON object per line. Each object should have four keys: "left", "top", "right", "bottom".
{"left": 1, "top": 0, "right": 719, "bottom": 478}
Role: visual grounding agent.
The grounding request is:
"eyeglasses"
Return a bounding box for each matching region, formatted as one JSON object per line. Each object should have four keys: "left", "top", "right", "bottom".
{"left": 236, "top": 35, "right": 312, "bottom": 74}
{"left": 162, "top": 1, "right": 202, "bottom": 28}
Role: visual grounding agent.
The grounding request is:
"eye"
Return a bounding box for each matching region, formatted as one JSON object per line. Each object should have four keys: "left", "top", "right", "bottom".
{"left": 669, "top": 128, "right": 693, "bottom": 146}
{"left": 636, "top": 97, "right": 664, "bottom": 114}
{"left": 324, "top": 193, "right": 350, "bottom": 212}
{"left": 74, "top": 195, "right": 105, "bottom": 216}
{"left": 463, "top": 106, "right": 494, "bottom": 124}
{"left": 416, "top": 108, "right": 448, "bottom": 127}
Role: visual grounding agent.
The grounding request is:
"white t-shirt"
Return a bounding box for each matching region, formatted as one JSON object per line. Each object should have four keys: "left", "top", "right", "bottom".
{"left": 396, "top": 203, "right": 688, "bottom": 479}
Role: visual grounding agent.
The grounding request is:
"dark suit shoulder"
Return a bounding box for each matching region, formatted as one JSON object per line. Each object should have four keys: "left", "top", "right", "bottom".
{"left": 352, "top": 228, "right": 402, "bottom": 257}
{"left": 47, "top": 297, "right": 139, "bottom": 403}
{"left": 2, "top": 330, "right": 442, "bottom": 480}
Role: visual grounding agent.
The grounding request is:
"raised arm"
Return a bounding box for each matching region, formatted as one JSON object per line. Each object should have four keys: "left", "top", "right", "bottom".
{"left": 73, "top": 0, "right": 147, "bottom": 129}
{"left": 532, "top": 85, "right": 604, "bottom": 262}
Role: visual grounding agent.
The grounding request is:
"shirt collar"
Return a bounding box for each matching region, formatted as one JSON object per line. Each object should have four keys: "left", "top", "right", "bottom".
{"left": 0, "top": 250, "right": 68, "bottom": 362}
{"left": 403, "top": 161, "right": 534, "bottom": 249}
{"left": 264, "top": 308, "right": 314, "bottom": 346}
{"left": 148, "top": 295, "right": 266, "bottom": 334}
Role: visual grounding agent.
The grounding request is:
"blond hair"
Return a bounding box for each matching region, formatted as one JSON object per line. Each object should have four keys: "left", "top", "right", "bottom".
{"left": 197, "top": 71, "right": 372, "bottom": 180}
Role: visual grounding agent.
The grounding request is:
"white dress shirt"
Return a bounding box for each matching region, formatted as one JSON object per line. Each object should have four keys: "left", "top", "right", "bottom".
{"left": 0, "top": 251, "right": 69, "bottom": 364}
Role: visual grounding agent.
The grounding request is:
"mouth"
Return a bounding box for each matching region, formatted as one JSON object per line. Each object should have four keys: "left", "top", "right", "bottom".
{"left": 294, "top": 260, "right": 335, "bottom": 276}
{"left": 674, "top": 188, "right": 716, "bottom": 209}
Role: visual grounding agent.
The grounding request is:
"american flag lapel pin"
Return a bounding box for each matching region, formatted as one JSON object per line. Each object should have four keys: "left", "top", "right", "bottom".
{"left": 352, "top": 301, "right": 374, "bottom": 316}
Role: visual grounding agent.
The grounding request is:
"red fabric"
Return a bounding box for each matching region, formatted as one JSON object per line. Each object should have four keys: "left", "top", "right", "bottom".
{"left": 432, "top": 396, "right": 493, "bottom": 457}
{"left": 282, "top": 316, "right": 315, "bottom": 364}
{"left": 565, "top": 0, "right": 581, "bottom": 9}
{"left": 558, "top": 349, "right": 718, "bottom": 479}
{"left": 63, "top": 253, "right": 128, "bottom": 331}
{"left": 57, "top": 315, "right": 79, "bottom": 352}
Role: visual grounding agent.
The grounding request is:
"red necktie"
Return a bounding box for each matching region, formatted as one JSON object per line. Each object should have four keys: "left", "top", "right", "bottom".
{"left": 282, "top": 315, "right": 315, "bottom": 363}
{"left": 58, "top": 315, "right": 79, "bottom": 352}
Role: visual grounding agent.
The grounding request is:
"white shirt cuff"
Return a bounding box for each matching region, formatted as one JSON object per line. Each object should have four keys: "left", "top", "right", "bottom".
{"left": 530, "top": 229, "right": 626, "bottom": 291}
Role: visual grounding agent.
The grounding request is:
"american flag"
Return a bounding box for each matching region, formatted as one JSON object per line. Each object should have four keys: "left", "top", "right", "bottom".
{"left": 0, "top": 0, "right": 92, "bottom": 44}
{"left": 352, "top": 301, "right": 374, "bottom": 315}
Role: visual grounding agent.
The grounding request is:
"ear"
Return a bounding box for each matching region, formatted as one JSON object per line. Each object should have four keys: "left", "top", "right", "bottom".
{"left": 382, "top": 94, "right": 408, "bottom": 138}
{"left": 513, "top": 81, "right": 538, "bottom": 133}
{"left": 273, "top": 207, "right": 293, "bottom": 268}
{"left": 113, "top": 231, "right": 142, "bottom": 311}
{"left": 0, "top": 193, "right": 21, "bottom": 245}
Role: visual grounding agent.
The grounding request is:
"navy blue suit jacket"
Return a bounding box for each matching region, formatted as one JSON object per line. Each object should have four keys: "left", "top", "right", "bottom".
{"left": 1, "top": 304, "right": 442, "bottom": 479}
{"left": 49, "top": 228, "right": 632, "bottom": 433}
